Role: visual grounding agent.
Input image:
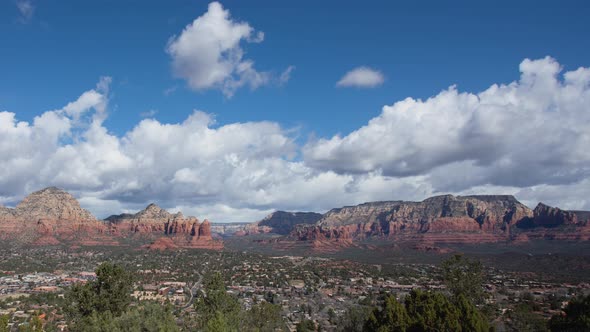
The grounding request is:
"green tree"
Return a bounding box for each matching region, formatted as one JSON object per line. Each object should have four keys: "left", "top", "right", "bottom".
{"left": 405, "top": 289, "right": 461, "bottom": 332}
{"left": 363, "top": 295, "right": 409, "bottom": 332}
{"left": 455, "top": 294, "right": 490, "bottom": 332}
{"left": 19, "top": 314, "right": 43, "bottom": 332}
{"left": 338, "top": 306, "right": 372, "bottom": 332}
{"left": 441, "top": 254, "right": 485, "bottom": 305}
{"left": 507, "top": 303, "right": 548, "bottom": 332}
{"left": 206, "top": 311, "right": 233, "bottom": 332}
{"left": 244, "top": 301, "right": 285, "bottom": 332}
{"left": 65, "top": 262, "right": 133, "bottom": 330}
{"left": 0, "top": 315, "right": 9, "bottom": 332}
{"left": 296, "top": 319, "right": 315, "bottom": 332}
{"left": 548, "top": 294, "right": 590, "bottom": 332}
{"left": 92, "top": 262, "right": 134, "bottom": 316}
{"left": 194, "top": 272, "right": 241, "bottom": 331}
{"left": 74, "top": 303, "right": 179, "bottom": 332}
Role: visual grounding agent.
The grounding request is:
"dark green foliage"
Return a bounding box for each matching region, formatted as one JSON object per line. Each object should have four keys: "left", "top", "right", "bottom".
{"left": 244, "top": 301, "right": 284, "bottom": 332}
{"left": 296, "top": 319, "right": 315, "bottom": 332}
{"left": 507, "top": 303, "right": 548, "bottom": 332}
{"left": 441, "top": 254, "right": 485, "bottom": 304}
{"left": 405, "top": 289, "right": 461, "bottom": 332}
{"left": 0, "top": 315, "right": 8, "bottom": 332}
{"left": 65, "top": 262, "right": 134, "bottom": 331}
{"left": 66, "top": 262, "right": 133, "bottom": 320}
{"left": 74, "top": 303, "right": 179, "bottom": 332}
{"left": 18, "top": 314, "right": 43, "bottom": 332}
{"left": 205, "top": 311, "right": 233, "bottom": 332}
{"left": 337, "top": 306, "right": 372, "bottom": 332}
{"left": 194, "top": 272, "right": 241, "bottom": 331}
{"left": 548, "top": 294, "right": 590, "bottom": 332}
{"left": 364, "top": 295, "right": 409, "bottom": 332}
{"left": 361, "top": 290, "right": 490, "bottom": 332}
{"left": 194, "top": 272, "right": 286, "bottom": 331}
{"left": 455, "top": 294, "right": 490, "bottom": 332}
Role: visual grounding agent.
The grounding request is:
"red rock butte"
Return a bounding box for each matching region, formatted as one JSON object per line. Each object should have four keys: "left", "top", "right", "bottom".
{"left": 0, "top": 187, "right": 222, "bottom": 250}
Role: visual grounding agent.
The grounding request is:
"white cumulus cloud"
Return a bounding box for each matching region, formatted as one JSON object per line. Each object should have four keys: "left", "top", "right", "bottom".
{"left": 167, "top": 2, "right": 273, "bottom": 97}
{"left": 336, "top": 67, "right": 385, "bottom": 88}
{"left": 306, "top": 56, "right": 590, "bottom": 198}
{"left": 2, "top": 57, "right": 590, "bottom": 221}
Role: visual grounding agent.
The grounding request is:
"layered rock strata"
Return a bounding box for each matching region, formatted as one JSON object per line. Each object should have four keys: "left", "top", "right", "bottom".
{"left": 0, "top": 187, "right": 112, "bottom": 246}
{"left": 106, "top": 203, "right": 222, "bottom": 249}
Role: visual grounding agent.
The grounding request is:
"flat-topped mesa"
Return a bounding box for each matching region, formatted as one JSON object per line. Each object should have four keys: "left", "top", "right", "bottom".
{"left": 292, "top": 195, "right": 534, "bottom": 245}
{"left": 318, "top": 194, "right": 531, "bottom": 230}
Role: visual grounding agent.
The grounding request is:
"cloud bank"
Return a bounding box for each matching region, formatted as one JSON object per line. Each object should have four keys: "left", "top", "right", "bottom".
{"left": 1, "top": 57, "right": 589, "bottom": 221}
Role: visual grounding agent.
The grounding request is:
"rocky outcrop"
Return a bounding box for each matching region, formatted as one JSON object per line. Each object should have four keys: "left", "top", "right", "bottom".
{"left": 524, "top": 203, "right": 580, "bottom": 228}
{"left": 289, "top": 195, "right": 590, "bottom": 250}
{"left": 0, "top": 187, "right": 110, "bottom": 245}
{"left": 0, "top": 187, "right": 221, "bottom": 249}
{"left": 242, "top": 211, "right": 323, "bottom": 235}
{"left": 289, "top": 195, "right": 536, "bottom": 247}
{"left": 106, "top": 204, "right": 222, "bottom": 249}
{"left": 15, "top": 187, "right": 95, "bottom": 221}
{"left": 512, "top": 203, "right": 590, "bottom": 241}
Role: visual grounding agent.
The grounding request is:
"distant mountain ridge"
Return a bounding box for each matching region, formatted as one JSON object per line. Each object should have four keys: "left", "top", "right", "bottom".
{"left": 0, "top": 187, "right": 588, "bottom": 251}
{"left": 289, "top": 195, "right": 590, "bottom": 249}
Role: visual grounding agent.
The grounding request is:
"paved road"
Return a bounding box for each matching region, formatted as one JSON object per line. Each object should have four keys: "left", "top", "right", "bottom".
{"left": 182, "top": 272, "right": 203, "bottom": 310}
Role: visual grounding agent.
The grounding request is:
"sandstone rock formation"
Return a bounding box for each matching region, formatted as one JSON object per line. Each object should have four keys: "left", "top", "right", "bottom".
{"left": 289, "top": 195, "right": 535, "bottom": 248}
{"left": 289, "top": 195, "right": 590, "bottom": 250}
{"left": 106, "top": 204, "right": 222, "bottom": 249}
{"left": 0, "top": 187, "right": 222, "bottom": 249}
{"left": 0, "top": 187, "right": 110, "bottom": 246}
{"left": 512, "top": 203, "right": 590, "bottom": 241}
{"left": 527, "top": 203, "right": 581, "bottom": 227}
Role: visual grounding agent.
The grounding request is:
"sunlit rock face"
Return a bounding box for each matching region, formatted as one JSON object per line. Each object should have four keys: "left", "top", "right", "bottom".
{"left": 106, "top": 204, "right": 221, "bottom": 249}
{"left": 288, "top": 195, "right": 590, "bottom": 249}
{"left": 0, "top": 187, "right": 111, "bottom": 246}
{"left": 0, "top": 187, "right": 222, "bottom": 249}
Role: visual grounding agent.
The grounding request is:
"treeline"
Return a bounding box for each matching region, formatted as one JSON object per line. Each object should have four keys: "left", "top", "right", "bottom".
{"left": 334, "top": 254, "right": 490, "bottom": 332}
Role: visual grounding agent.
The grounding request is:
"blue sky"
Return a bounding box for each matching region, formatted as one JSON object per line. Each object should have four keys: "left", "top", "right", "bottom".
{"left": 3, "top": 0, "right": 589, "bottom": 137}
{"left": 1, "top": 0, "right": 590, "bottom": 221}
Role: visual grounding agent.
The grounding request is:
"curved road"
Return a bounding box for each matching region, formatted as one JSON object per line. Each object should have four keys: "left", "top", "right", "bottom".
{"left": 182, "top": 272, "right": 203, "bottom": 310}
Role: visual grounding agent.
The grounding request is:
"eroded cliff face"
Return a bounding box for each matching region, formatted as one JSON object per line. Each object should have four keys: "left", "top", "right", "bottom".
{"left": 290, "top": 195, "right": 535, "bottom": 247}
{"left": 106, "top": 204, "right": 221, "bottom": 249}
{"left": 0, "top": 187, "right": 111, "bottom": 246}
{"left": 512, "top": 203, "right": 590, "bottom": 241}
{"left": 529, "top": 203, "right": 580, "bottom": 227}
